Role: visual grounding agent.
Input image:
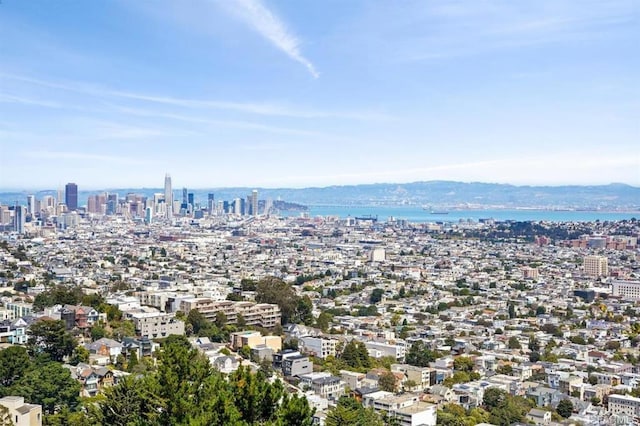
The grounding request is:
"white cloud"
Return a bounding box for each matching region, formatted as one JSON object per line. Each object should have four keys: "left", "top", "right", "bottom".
{"left": 226, "top": 0, "right": 319, "bottom": 78}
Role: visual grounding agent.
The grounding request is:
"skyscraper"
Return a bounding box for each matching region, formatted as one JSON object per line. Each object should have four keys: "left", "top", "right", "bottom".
{"left": 14, "top": 205, "right": 25, "bottom": 234}
{"left": 251, "top": 190, "right": 258, "bottom": 217}
{"left": 207, "top": 193, "right": 215, "bottom": 216}
{"left": 65, "top": 183, "right": 78, "bottom": 211}
{"left": 164, "top": 174, "right": 173, "bottom": 219}
{"left": 26, "top": 195, "right": 36, "bottom": 216}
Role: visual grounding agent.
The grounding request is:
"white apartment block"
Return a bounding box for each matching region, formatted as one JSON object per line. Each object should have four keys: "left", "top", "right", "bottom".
{"left": 365, "top": 340, "right": 407, "bottom": 360}
{"left": 363, "top": 392, "right": 436, "bottom": 426}
{"left": 583, "top": 255, "right": 608, "bottom": 277}
{"left": 129, "top": 312, "right": 185, "bottom": 339}
{"left": 300, "top": 336, "right": 338, "bottom": 359}
{"left": 612, "top": 280, "right": 640, "bottom": 300}
{"left": 608, "top": 394, "right": 640, "bottom": 417}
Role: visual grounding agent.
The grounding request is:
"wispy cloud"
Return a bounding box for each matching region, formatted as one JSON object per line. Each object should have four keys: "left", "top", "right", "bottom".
{"left": 226, "top": 0, "right": 319, "bottom": 78}
{"left": 2, "top": 73, "right": 389, "bottom": 120}
{"left": 21, "top": 150, "right": 146, "bottom": 165}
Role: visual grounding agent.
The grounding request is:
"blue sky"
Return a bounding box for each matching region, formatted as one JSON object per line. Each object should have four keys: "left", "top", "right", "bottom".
{"left": 1, "top": 0, "right": 638, "bottom": 190}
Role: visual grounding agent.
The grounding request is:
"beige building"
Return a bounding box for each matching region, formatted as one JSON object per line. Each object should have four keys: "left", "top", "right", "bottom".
{"left": 230, "top": 331, "right": 282, "bottom": 351}
{"left": 179, "top": 299, "right": 281, "bottom": 328}
{"left": 583, "top": 255, "right": 608, "bottom": 277}
{"left": 0, "top": 396, "right": 42, "bottom": 426}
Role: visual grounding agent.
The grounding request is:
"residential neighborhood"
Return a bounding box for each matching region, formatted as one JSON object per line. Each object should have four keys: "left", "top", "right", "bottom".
{"left": 0, "top": 211, "right": 639, "bottom": 425}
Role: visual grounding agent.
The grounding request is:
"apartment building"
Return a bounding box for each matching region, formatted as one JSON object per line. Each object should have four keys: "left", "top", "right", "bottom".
{"left": 230, "top": 330, "right": 281, "bottom": 351}
{"left": 0, "top": 396, "right": 42, "bottom": 426}
{"left": 583, "top": 255, "right": 608, "bottom": 277}
{"left": 363, "top": 392, "right": 436, "bottom": 426}
{"left": 608, "top": 394, "right": 640, "bottom": 417}
{"left": 391, "top": 364, "right": 436, "bottom": 391}
{"left": 365, "top": 340, "right": 407, "bottom": 360}
{"left": 128, "top": 312, "right": 185, "bottom": 339}
{"left": 179, "top": 298, "right": 281, "bottom": 328}
{"left": 298, "top": 373, "right": 345, "bottom": 402}
{"left": 300, "top": 336, "right": 338, "bottom": 359}
{"left": 612, "top": 280, "right": 640, "bottom": 300}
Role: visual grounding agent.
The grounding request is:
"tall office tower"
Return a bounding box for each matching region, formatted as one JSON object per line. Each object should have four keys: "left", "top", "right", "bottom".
{"left": 65, "top": 183, "right": 78, "bottom": 211}
{"left": 106, "top": 194, "right": 118, "bottom": 215}
{"left": 207, "top": 193, "right": 215, "bottom": 215}
{"left": 584, "top": 255, "right": 608, "bottom": 277}
{"left": 145, "top": 207, "right": 153, "bottom": 224}
{"left": 164, "top": 174, "right": 173, "bottom": 219}
{"left": 264, "top": 198, "right": 273, "bottom": 216}
{"left": 14, "top": 205, "right": 25, "bottom": 234}
{"left": 26, "top": 195, "right": 36, "bottom": 216}
{"left": 182, "top": 188, "right": 188, "bottom": 206}
{"left": 251, "top": 190, "right": 258, "bottom": 217}
{"left": 188, "top": 193, "right": 194, "bottom": 208}
{"left": 233, "top": 198, "right": 242, "bottom": 215}
{"left": 87, "top": 195, "right": 97, "bottom": 214}
{"left": 41, "top": 195, "right": 55, "bottom": 214}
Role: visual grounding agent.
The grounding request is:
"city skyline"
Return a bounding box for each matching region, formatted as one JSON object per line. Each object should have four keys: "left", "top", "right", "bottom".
{"left": 1, "top": 0, "right": 639, "bottom": 189}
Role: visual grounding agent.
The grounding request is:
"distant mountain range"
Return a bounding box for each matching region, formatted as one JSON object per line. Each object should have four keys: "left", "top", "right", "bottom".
{"left": 1, "top": 181, "right": 638, "bottom": 210}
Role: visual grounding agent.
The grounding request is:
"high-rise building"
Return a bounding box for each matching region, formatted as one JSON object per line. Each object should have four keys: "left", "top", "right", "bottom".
{"left": 65, "top": 183, "right": 78, "bottom": 211}
{"left": 164, "top": 174, "right": 173, "bottom": 219}
{"left": 106, "top": 194, "right": 118, "bottom": 215}
{"left": 207, "top": 193, "right": 215, "bottom": 215}
{"left": 87, "top": 195, "right": 98, "bottom": 214}
{"left": 251, "top": 190, "right": 258, "bottom": 217}
{"left": 584, "top": 255, "right": 608, "bottom": 277}
{"left": 14, "top": 205, "right": 25, "bottom": 234}
{"left": 26, "top": 195, "right": 36, "bottom": 216}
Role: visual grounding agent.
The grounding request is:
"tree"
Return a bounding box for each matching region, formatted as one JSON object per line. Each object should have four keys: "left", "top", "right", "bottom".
{"left": 378, "top": 371, "right": 397, "bottom": 392}
{"left": 90, "top": 324, "right": 106, "bottom": 341}
{"left": 276, "top": 393, "right": 315, "bottom": 426}
{"left": 0, "top": 405, "right": 11, "bottom": 426}
{"left": 187, "top": 309, "right": 209, "bottom": 335}
{"left": 556, "top": 399, "right": 573, "bottom": 418}
{"left": 483, "top": 388, "right": 507, "bottom": 410}
{"left": 405, "top": 341, "right": 439, "bottom": 367}
{"left": 296, "top": 296, "right": 314, "bottom": 325}
{"left": 28, "top": 319, "right": 76, "bottom": 362}
{"left": 496, "top": 364, "right": 513, "bottom": 375}
{"left": 89, "top": 374, "right": 164, "bottom": 426}
{"left": 0, "top": 346, "right": 31, "bottom": 389}
{"left": 370, "top": 288, "right": 384, "bottom": 304}
{"left": 508, "top": 303, "right": 516, "bottom": 319}
{"left": 326, "top": 396, "right": 383, "bottom": 426}
{"left": 214, "top": 311, "right": 227, "bottom": 328}
{"left": 341, "top": 340, "right": 371, "bottom": 370}
{"left": 316, "top": 312, "right": 333, "bottom": 332}
{"left": 453, "top": 356, "right": 475, "bottom": 372}
{"left": 255, "top": 276, "right": 303, "bottom": 325}
{"left": 70, "top": 345, "right": 90, "bottom": 365}
{"left": 127, "top": 351, "right": 139, "bottom": 373}
{"left": 507, "top": 336, "right": 521, "bottom": 350}
{"left": 12, "top": 361, "right": 81, "bottom": 415}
